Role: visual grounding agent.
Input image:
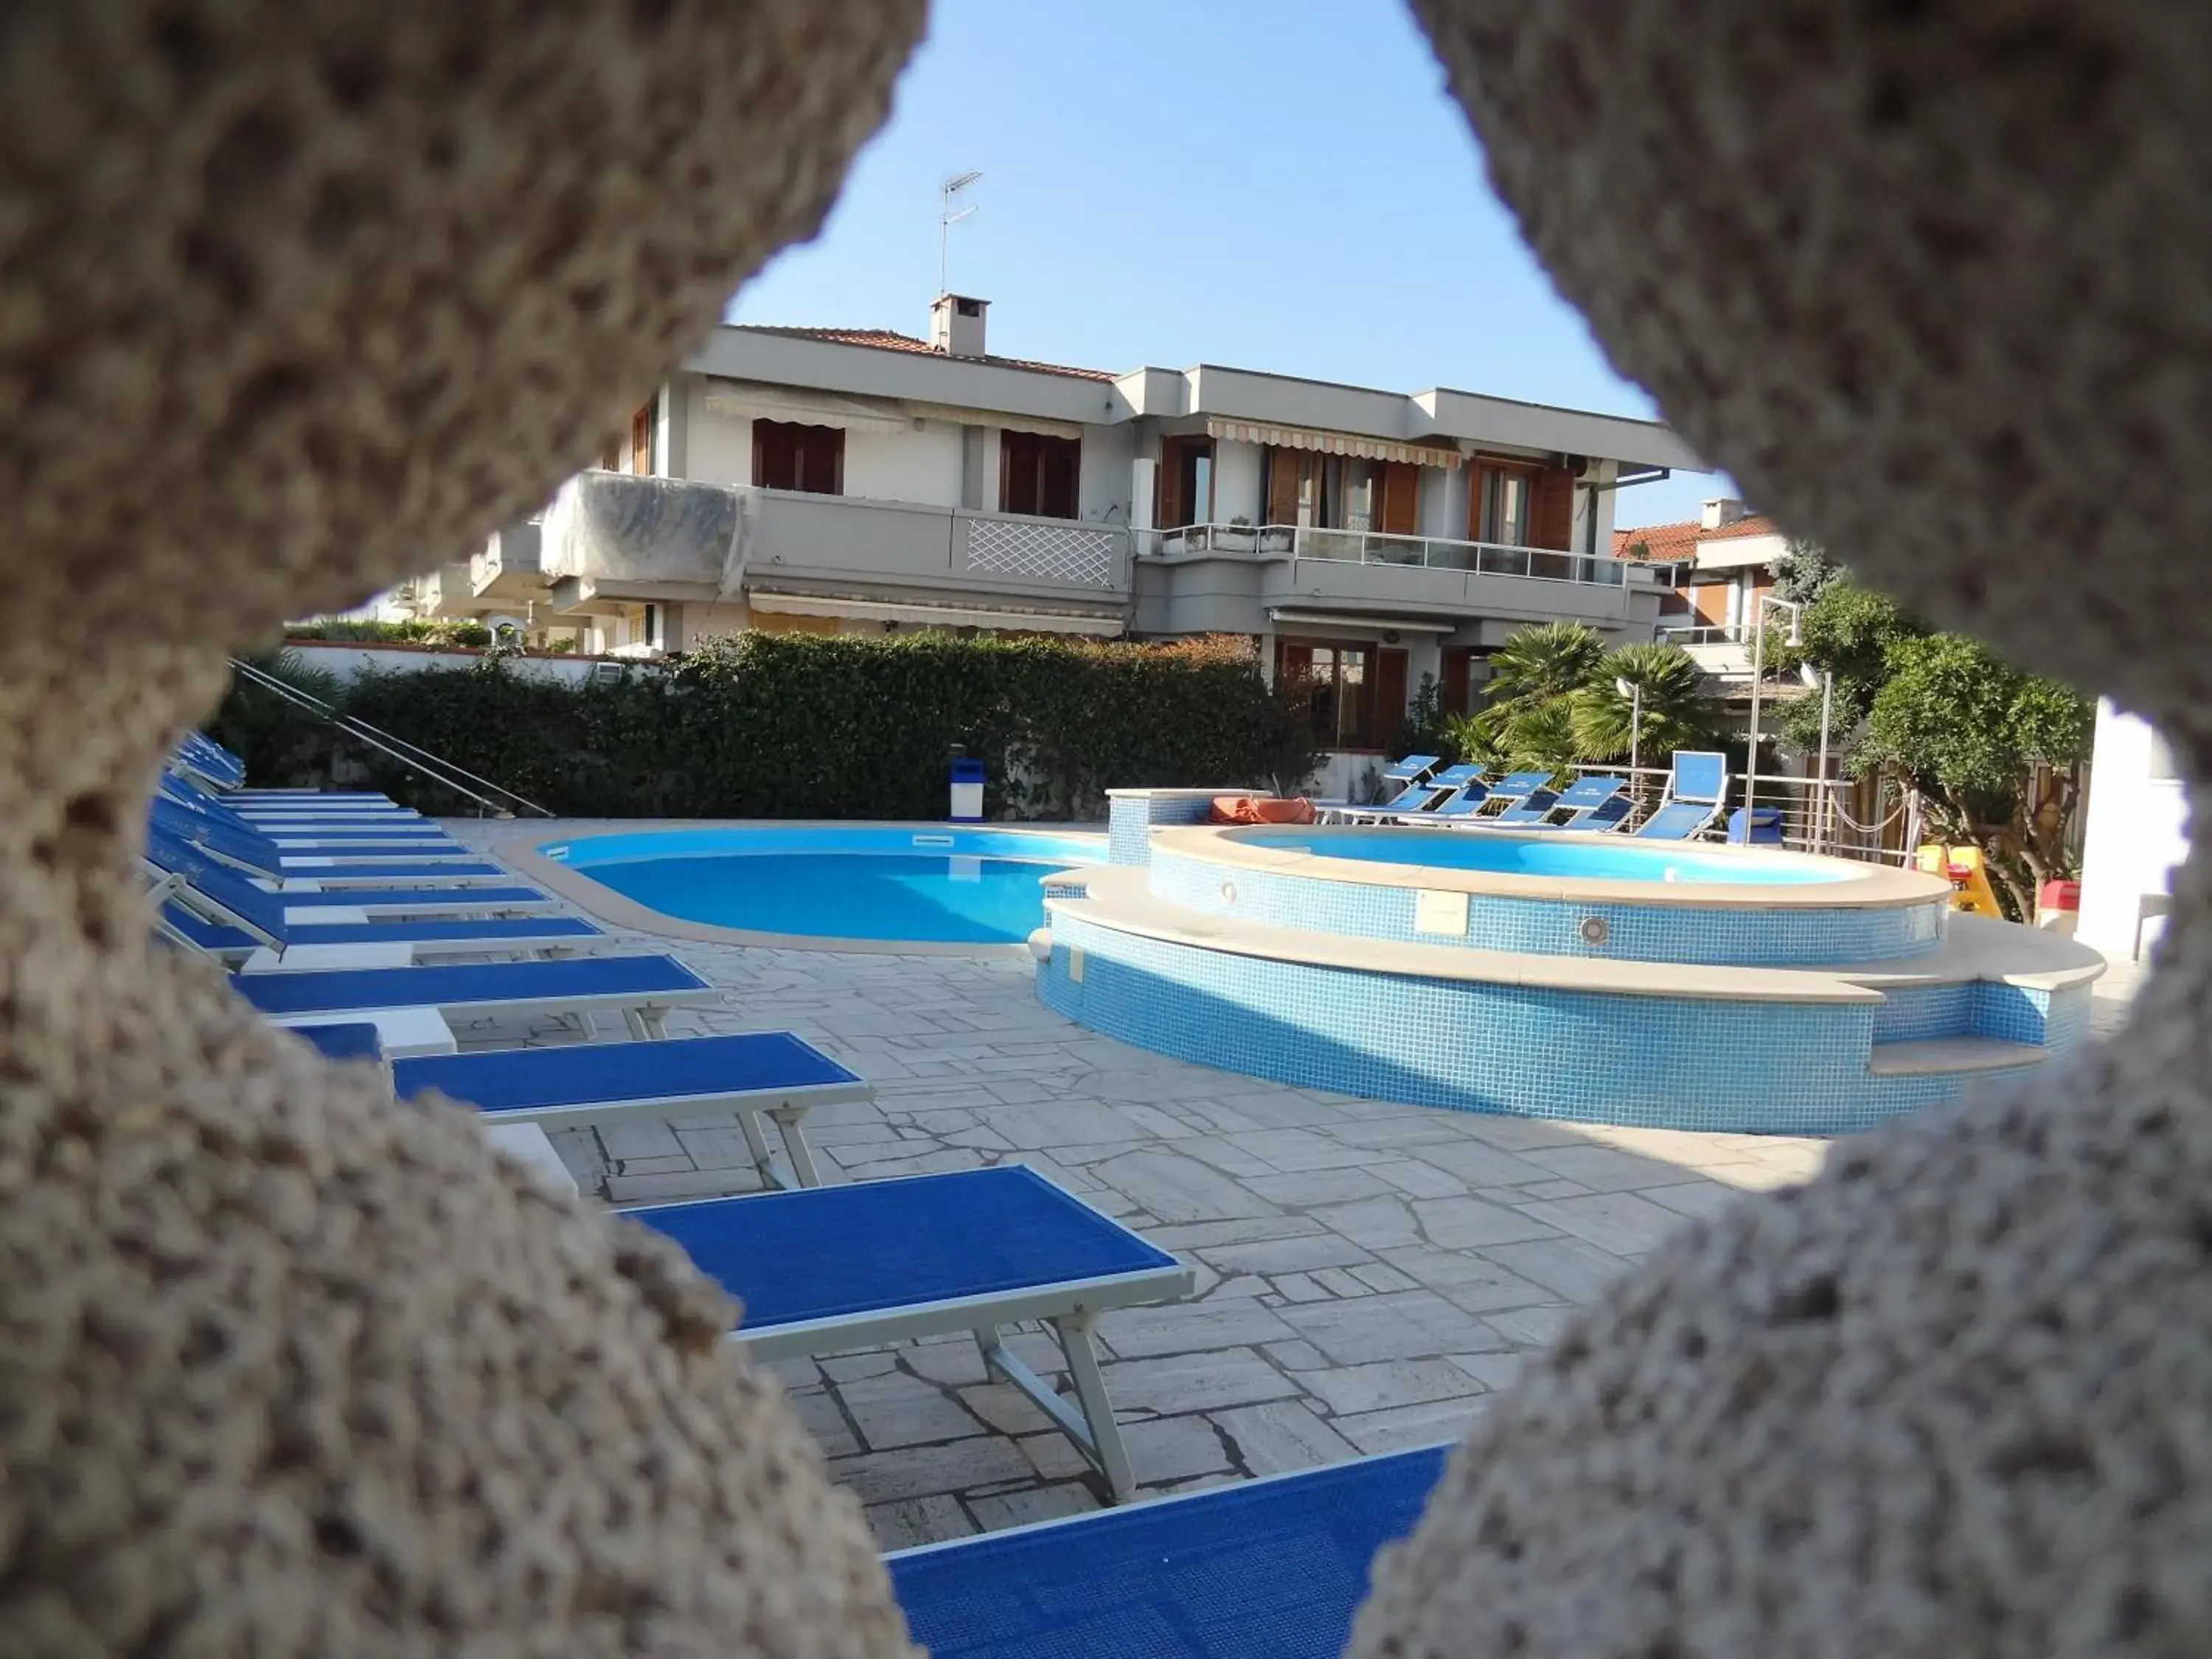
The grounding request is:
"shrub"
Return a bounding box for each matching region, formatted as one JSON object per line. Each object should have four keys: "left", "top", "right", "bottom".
{"left": 212, "top": 631, "right": 1316, "bottom": 821}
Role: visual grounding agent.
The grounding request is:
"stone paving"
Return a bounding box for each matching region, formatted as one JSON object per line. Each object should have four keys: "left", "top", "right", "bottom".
{"left": 440, "top": 821, "right": 2148, "bottom": 1549}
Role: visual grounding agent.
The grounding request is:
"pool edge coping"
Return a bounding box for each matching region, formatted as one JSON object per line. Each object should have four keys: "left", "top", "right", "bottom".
{"left": 488, "top": 818, "right": 1104, "bottom": 959}
{"left": 1149, "top": 824, "right": 1951, "bottom": 911}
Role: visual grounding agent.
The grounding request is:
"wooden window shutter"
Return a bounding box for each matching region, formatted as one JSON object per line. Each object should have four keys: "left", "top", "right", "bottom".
{"left": 1265, "top": 447, "right": 1304, "bottom": 525}
{"left": 1379, "top": 462, "right": 1420, "bottom": 535}
{"left": 1530, "top": 466, "right": 1576, "bottom": 550}
{"left": 630, "top": 403, "right": 653, "bottom": 474}
{"left": 1276, "top": 641, "right": 1312, "bottom": 683}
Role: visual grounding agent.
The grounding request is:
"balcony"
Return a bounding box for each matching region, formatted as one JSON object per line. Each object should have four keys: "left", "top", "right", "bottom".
{"left": 1658, "top": 622, "right": 1756, "bottom": 679}
{"left": 539, "top": 469, "right": 1131, "bottom": 623}
{"left": 470, "top": 521, "right": 545, "bottom": 602}
{"left": 1139, "top": 522, "right": 1658, "bottom": 634}
{"left": 1149, "top": 523, "right": 1627, "bottom": 588}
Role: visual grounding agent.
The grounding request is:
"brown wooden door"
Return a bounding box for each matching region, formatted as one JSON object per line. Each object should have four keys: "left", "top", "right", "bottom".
{"left": 1441, "top": 647, "right": 1472, "bottom": 716}
{"left": 629, "top": 403, "right": 653, "bottom": 473}
{"left": 1158, "top": 439, "right": 1187, "bottom": 529}
{"left": 1529, "top": 466, "right": 1576, "bottom": 550}
{"left": 1373, "top": 648, "right": 1410, "bottom": 748}
{"left": 1379, "top": 462, "right": 1420, "bottom": 535}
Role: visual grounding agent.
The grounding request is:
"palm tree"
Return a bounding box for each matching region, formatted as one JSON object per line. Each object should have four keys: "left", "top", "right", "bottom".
{"left": 1481, "top": 622, "right": 1606, "bottom": 712}
{"left": 1570, "top": 641, "right": 1726, "bottom": 766}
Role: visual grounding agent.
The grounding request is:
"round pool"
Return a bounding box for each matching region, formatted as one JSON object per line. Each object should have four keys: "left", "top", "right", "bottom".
{"left": 1240, "top": 827, "right": 1846, "bottom": 886}
{"left": 539, "top": 826, "right": 1105, "bottom": 947}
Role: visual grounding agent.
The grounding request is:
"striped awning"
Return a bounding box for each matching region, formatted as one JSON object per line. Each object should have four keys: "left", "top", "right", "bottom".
{"left": 1206, "top": 418, "right": 1461, "bottom": 470}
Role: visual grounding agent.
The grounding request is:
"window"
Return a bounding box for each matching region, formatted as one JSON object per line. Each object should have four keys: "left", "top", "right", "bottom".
{"left": 1276, "top": 639, "right": 1411, "bottom": 750}
{"left": 753, "top": 420, "right": 844, "bottom": 494}
{"left": 629, "top": 403, "right": 654, "bottom": 474}
{"left": 1159, "top": 436, "right": 1214, "bottom": 528}
{"left": 1001, "top": 431, "right": 1081, "bottom": 519}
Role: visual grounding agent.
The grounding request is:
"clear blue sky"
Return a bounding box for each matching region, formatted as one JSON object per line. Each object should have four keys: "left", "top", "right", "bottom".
{"left": 728, "top": 0, "right": 1725, "bottom": 530}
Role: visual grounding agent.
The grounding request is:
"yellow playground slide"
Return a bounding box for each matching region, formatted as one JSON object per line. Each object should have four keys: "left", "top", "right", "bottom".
{"left": 1916, "top": 843, "right": 2003, "bottom": 917}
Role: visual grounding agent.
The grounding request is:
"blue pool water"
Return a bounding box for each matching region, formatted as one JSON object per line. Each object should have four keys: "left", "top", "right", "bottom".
{"left": 543, "top": 827, "right": 1105, "bottom": 945}
{"left": 1242, "top": 827, "right": 1847, "bottom": 886}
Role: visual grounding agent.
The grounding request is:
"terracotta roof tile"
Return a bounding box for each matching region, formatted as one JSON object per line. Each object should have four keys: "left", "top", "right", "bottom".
{"left": 735, "top": 324, "right": 1117, "bottom": 382}
{"left": 1612, "top": 512, "right": 1781, "bottom": 563}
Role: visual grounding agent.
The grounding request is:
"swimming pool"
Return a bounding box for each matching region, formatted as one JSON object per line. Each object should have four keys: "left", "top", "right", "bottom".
{"left": 1241, "top": 827, "right": 1845, "bottom": 886}
{"left": 1025, "top": 790, "right": 2104, "bottom": 1136}
{"left": 540, "top": 826, "right": 1105, "bottom": 947}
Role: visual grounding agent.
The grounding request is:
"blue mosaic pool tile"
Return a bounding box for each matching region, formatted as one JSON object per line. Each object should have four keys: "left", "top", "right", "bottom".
{"left": 1149, "top": 848, "right": 1948, "bottom": 968}
{"left": 1972, "top": 981, "right": 2054, "bottom": 1045}
{"left": 1107, "top": 795, "right": 1220, "bottom": 868}
{"left": 1039, "top": 912, "right": 2055, "bottom": 1136}
{"left": 1873, "top": 983, "right": 1975, "bottom": 1043}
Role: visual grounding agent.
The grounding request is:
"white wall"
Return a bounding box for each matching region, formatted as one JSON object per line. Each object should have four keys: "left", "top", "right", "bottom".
{"left": 281, "top": 641, "right": 627, "bottom": 686}
{"left": 2077, "top": 700, "right": 2191, "bottom": 960}
{"left": 686, "top": 379, "right": 753, "bottom": 487}
{"left": 1211, "top": 439, "right": 1265, "bottom": 525}
{"left": 1079, "top": 422, "right": 1136, "bottom": 525}
{"left": 844, "top": 420, "right": 963, "bottom": 507}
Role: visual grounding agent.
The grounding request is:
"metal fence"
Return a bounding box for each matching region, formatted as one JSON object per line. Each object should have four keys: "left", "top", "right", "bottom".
{"left": 1579, "top": 763, "right": 1916, "bottom": 863}
{"left": 1147, "top": 523, "right": 1630, "bottom": 589}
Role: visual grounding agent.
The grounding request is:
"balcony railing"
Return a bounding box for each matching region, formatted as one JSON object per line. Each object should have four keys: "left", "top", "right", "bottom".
{"left": 1148, "top": 523, "right": 1627, "bottom": 588}
{"left": 1658, "top": 622, "right": 1748, "bottom": 646}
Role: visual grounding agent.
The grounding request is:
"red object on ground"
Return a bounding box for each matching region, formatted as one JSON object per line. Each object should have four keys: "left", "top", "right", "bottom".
{"left": 1209, "top": 796, "right": 1318, "bottom": 825}
{"left": 2039, "top": 879, "right": 2081, "bottom": 914}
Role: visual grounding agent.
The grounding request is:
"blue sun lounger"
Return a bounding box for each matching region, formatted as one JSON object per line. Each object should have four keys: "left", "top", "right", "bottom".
{"left": 155, "top": 790, "right": 512, "bottom": 882}
{"left": 1315, "top": 754, "right": 1441, "bottom": 822}
{"left": 392, "top": 1032, "right": 868, "bottom": 1191}
{"left": 1455, "top": 770, "right": 1559, "bottom": 827}
{"left": 1630, "top": 751, "right": 1729, "bottom": 841}
{"left": 147, "top": 832, "right": 598, "bottom": 964}
{"left": 290, "top": 1022, "right": 389, "bottom": 1065}
{"left": 1352, "top": 762, "right": 1483, "bottom": 824}
{"left": 234, "top": 954, "right": 717, "bottom": 1038}
{"left": 1519, "top": 774, "right": 1632, "bottom": 832}
{"left": 888, "top": 1445, "right": 1451, "bottom": 1658}
{"left": 630, "top": 1166, "right": 1193, "bottom": 1501}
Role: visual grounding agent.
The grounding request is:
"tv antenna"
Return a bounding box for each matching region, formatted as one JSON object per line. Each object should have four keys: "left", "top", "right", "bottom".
{"left": 939, "top": 170, "right": 982, "bottom": 295}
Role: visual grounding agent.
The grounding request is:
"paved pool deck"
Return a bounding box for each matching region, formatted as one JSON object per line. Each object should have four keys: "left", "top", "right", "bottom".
{"left": 440, "top": 820, "right": 2146, "bottom": 1548}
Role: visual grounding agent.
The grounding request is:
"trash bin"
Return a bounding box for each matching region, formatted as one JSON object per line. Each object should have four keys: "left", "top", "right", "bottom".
{"left": 1726, "top": 806, "right": 1785, "bottom": 846}
{"left": 948, "top": 751, "right": 986, "bottom": 823}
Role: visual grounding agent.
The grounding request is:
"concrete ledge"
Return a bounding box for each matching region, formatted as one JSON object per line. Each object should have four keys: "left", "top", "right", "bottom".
{"left": 1148, "top": 823, "right": 1950, "bottom": 911}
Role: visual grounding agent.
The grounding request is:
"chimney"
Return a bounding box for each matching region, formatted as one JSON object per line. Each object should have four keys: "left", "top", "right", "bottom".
{"left": 929, "top": 293, "right": 989, "bottom": 359}
{"left": 1700, "top": 496, "right": 1747, "bottom": 529}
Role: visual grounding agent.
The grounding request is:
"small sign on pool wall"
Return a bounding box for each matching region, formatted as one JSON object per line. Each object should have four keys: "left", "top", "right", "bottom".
{"left": 1413, "top": 889, "right": 1470, "bottom": 936}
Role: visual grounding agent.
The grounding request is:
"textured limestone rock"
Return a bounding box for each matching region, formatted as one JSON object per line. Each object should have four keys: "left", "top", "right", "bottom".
{"left": 0, "top": 2, "right": 925, "bottom": 1653}
{"left": 1346, "top": 2, "right": 2212, "bottom": 1653}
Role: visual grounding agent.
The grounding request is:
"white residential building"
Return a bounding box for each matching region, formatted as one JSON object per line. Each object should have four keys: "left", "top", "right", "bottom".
{"left": 2076, "top": 702, "right": 2190, "bottom": 961}
{"left": 436, "top": 296, "right": 1706, "bottom": 783}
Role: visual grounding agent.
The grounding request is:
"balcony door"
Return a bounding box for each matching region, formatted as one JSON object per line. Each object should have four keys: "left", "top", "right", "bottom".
{"left": 1276, "top": 637, "right": 1411, "bottom": 751}
{"left": 1158, "top": 436, "right": 1214, "bottom": 529}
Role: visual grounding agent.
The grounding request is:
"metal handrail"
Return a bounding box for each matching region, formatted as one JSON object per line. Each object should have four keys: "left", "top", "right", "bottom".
{"left": 1149, "top": 523, "right": 1627, "bottom": 588}
{"left": 226, "top": 656, "right": 555, "bottom": 818}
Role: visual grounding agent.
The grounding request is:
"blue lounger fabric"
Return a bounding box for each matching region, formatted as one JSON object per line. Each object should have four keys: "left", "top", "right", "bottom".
{"left": 235, "top": 955, "right": 710, "bottom": 1017}
{"left": 393, "top": 1032, "right": 860, "bottom": 1117}
{"left": 631, "top": 1166, "right": 1177, "bottom": 1329}
{"left": 160, "top": 902, "right": 597, "bottom": 957}
{"left": 289, "top": 885, "right": 551, "bottom": 911}
{"left": 290, "top": 1023, "right": 387, "bottom": 1064}
{"left": 888, "top": 1446, "right": 1450, "bottom": 1658}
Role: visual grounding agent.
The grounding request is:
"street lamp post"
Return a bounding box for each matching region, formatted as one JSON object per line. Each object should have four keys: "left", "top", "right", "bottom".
{"left": 1799, "top": 659, "right": 1834, "bottom": 852}
{"left": 1744, "top": 595, "right": 1804, "bottom": 838}
{"left": 1615, "top": 674, "right": 1643, "bottom": 782}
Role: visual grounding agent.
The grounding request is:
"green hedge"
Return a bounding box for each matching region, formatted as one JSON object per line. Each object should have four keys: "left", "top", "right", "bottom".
{"left": 214, "top": 632, "right": 1319, "bottom": 821}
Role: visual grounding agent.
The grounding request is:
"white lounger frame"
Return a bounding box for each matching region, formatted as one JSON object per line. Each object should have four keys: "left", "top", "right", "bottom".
{"left": 625, "top": 1175, "right": 1193, "bottom": 1503}
{"left": 459, "top": 1070, "right": 869, "bottom": 1191}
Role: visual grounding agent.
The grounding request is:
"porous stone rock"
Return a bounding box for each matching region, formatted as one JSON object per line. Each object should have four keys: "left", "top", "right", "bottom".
{"left": 0, "top": 1, "right": 926, "bottom": 1653}
{"left": 1346, "top": 3, "right": 2212, "bottom": 1653}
